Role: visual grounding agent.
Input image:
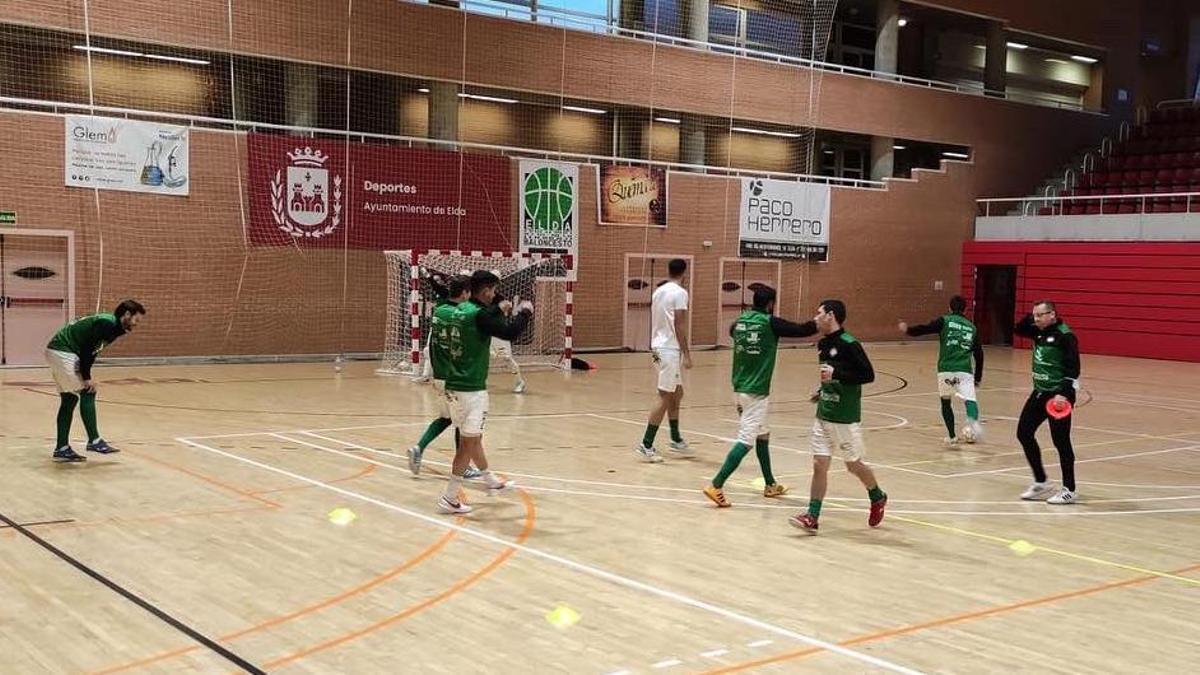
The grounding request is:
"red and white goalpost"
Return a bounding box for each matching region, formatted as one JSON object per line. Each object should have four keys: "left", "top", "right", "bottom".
{"left": 378, "top": 249, "right": 573, "bottom": 376}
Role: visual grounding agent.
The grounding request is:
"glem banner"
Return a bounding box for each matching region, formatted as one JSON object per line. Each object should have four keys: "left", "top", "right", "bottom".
{"left": 248, "top": 134, "right": 511, "bottom": 251}
{"left": 738, "top": 178, "right": 830, "bottom": 261}
{"left": 597, "top": 163, "right": 667, "bottom": 227}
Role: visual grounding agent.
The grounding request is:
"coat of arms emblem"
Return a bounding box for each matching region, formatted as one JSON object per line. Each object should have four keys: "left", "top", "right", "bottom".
{"left": 270, "top": 147, "right": 342, "bottom": 238}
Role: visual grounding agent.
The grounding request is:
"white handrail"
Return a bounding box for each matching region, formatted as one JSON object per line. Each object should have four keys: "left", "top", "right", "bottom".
{"left": 1, "top": 94, "right": 885, "bottom": 189}
{"left": 1082, "top": 152, "right": 1095, "bottom": 173}
{"left": 980, "top": 191, "right": 1200, "bottom": 203}
{"left": 1100, "top": 137, "right": 1113, "bottom": 157}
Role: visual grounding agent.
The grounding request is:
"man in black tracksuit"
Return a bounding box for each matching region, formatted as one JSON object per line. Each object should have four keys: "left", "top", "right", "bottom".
{"left": 1013, "top": 300, "right": 1081, "bottom": 505}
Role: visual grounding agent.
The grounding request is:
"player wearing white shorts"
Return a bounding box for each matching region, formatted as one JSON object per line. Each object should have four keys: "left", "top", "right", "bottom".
{"left": 702, "top": 286, "right": 816, "bottom": 507}
{"left": 899, "top": 295, "right": 984, "bottom": 447}
{"left": 635, "top": 258, "right": 692, "bottom": 462}
{"left": 407, "top": 276, "right": 469, "bottom": 476}
{"left": 428, "top": 270, "right": 534, "bottom": 515}
{"left": 44, "top": 300, "right": 145, "bottom": 462}
{"left": 788, "top": 300, "right": 888, "bottom": 535}
{"left": 489, "top": 292, "right": 526, "bottom": 393}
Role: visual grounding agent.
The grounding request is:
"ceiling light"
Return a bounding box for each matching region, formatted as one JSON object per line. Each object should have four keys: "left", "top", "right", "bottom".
{"left": 893, "top": 144, "right": 907, "bottom": 150}
{"left": 897, "top": 18, "right": 908, "bottom": 27}
{"left": 732, "top": 126, "right": 802, "bottom": 138}
{"left": 417, "top": 87, "right": 430, "bottom": 93}
{"left": 1006, "top": 42, "right": 1029, "bottom": 50}
{"left": 563, "top": 105, "right": 607, "bottom": 115}
{"left": 1071, "top": 55, "right": 1098, "bottom": 64}
{"left": 942, "top": 151, "right": 970, "bottom": 159}
{"left": 655, "top": 117, "right": 680, "bottom": 124}
{"left": 458, "top": 93, "right": 519, "bottom": 104}
{"left": 1045, "top": 58, "right": 1069, "bottom": 64}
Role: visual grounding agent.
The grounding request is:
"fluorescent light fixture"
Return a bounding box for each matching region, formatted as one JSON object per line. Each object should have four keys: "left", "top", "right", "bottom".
{"left": 897, "top": 18, "right": 908, "bottom": 27}
{"left": 1006, "top": 41, "right": 1029, "bottom": 50}
{"left": 893, "top": 144, "right": 907, "bottom": 150}
{"left": 1045, "top": 58, "right": 1069, "bottom": 64}
{"left": 731, "top": 126, "right": 801, "bottom": 138}
{"left": 417, "top": 87, "right": 430, "bottom": 93}
{"left": 73, "top": 44, "right": 209, "bottom": 65}
{"left": 942, "top": 151, "right": 970, "bottom": 159}
{"left": 823, "top": 149, "right": 835, "bottom": 155}
{"left": 563, "top": 105, "right": 606, "bottom": 115}
{"left": 458, "top": 93, "right": 518, "bottom": 104}
{"left": 654, "top": 117, "right": 680, "bottom": 124}
{"left": 1071, "top": 55, "right": 1098, "bottom": 64}
{"left": 974, "top": 44, "right": 986, "bottom": 50}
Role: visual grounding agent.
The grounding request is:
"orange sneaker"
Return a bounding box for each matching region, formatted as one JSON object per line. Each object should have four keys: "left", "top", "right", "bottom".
{"left": 763, "top": 483, "right": 789, "bottom": 498}
{"left": 703, "top": 485, "right": 731, "bottom": 508}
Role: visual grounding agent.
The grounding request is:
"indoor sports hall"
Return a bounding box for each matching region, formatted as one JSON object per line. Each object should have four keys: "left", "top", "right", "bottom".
{"left": 2, "top": 1, "right": 1199, "bottom": 673}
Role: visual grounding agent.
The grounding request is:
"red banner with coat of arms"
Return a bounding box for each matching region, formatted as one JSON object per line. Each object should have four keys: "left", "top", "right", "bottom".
{"left": 247, "top": 133, "right": 513, "bottom": 251}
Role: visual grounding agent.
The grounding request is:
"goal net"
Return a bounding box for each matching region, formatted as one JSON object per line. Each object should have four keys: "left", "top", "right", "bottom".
{"left": 379, "top": 250, "right": 573, "bottom": 376}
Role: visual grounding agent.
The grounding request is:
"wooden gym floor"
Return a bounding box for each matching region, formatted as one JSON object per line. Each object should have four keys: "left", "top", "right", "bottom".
{"left": 1, "top": 343, "right": 1199, "bottom": 674}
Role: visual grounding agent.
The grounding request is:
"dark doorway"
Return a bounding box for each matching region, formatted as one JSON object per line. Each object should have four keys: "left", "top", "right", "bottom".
{"left": 973, "top": 265, "right": 1017, "bottom": 346}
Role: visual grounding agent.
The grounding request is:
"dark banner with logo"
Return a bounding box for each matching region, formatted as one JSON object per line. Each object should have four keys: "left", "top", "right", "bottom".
{"left": 597, "top": 163, "right": 667, "bottom": 227}
{"left": 248, "top": 134, "right": 512, "bottom": 251}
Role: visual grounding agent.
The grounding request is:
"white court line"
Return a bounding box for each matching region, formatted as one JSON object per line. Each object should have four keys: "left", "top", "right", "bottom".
{"left": 184, "top": 413, "right": 584, "bottom": 440}
{"left": 717, "top": 410, "right": 908, "bottom": 432}
{"left": 938, "top": 444, "right": 1200, "bottom": 478}
{"left": 652, "top": 658, "right": 683, "bottom": 669}
{"left": 748, "top": 639, "right": 774, "bottom": 648}
{"left": 176, "top": 436, "right": 924, "bottom": 675}
{"left": 700, "top": 648, "right": 730, "bottom": 658}
{"left": 587, "top": 413, "right": 943, "bottom": 477}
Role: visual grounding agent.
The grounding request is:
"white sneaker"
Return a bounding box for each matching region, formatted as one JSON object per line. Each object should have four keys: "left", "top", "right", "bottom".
{"left": 943, "top": 436, "right": 960, "bottom": 449}
{"left": 668, "top": 439, "right": 694, "bottom": 456}
{"left": 437, "top": 496, "right": 472, "bottom": 514}
{"left": 485, "top": 477, "right": 515, "bottom": 492}
{"left": 635, "top": 444, "right": 664, "bottom": 463}
{"left": 412, "top": 375, "right": 431, "bottom": 384}
{"left": 407, "top": 446, "right": 422, "bottom": 476}
{"left": 513, "top": 380, "right": 526, "bottom": 394}
{"left": 961, "top": 421, "right": 982, "bottom": 444}
{"left": 462, "top": 466, "right": 483, "bottom": 480}
{"left": 1046, "top": 488, "right": 1077, "bottom": 505}
{"left": 1020, "top": 482, "right": 1055, "bottom": 501}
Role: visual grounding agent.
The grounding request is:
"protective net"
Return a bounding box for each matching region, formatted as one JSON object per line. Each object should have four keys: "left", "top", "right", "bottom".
{"left": 379, "top": 250, "right": 572, "bottom": 376}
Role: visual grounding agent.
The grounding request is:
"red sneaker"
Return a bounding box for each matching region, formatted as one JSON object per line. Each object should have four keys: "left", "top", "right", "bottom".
{"left": 868, "top": 494, "right": 888, "bottom": 527}
{"left": 788, "top": 512, "right": 819, "bottom": 535}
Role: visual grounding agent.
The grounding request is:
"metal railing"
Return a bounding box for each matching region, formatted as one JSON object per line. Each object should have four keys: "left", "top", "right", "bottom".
{"left": 1, "top": 95, "right": 886, "bottom": 189}
{"left": 447, "top": 0, "right": 1100, "bottom": 115}
{"left": 977, "top": 192, "right": 1200, "bottom": 217}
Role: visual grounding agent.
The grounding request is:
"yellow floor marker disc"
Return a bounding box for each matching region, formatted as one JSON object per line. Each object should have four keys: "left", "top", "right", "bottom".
{"left": 545, "top": 603, "right": 581, "bottom": 628}
{"left": 328, "top": 507, "right": 357, "bottom": 526}
{"left": 1009, "top": 539, "right": 1036, "bottom": 557}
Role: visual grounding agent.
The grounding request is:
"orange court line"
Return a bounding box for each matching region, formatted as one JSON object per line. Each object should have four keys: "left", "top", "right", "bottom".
{"left": 703, "top": 561, "right": 1200, "bottom": 674}
{"left": 90, "top": 521, "right": 463, "bottom": 674}
{"left": 124, "top": 448, "right": 281, "bottom": 509}
{"left": 263, "top": 489, "right": 538, "bottom": 669}
{"left": 251, "top": 462, "right": 378, "bottom": 495}
{"left": 0, "top": 505, "right": 273, "bottom": 540}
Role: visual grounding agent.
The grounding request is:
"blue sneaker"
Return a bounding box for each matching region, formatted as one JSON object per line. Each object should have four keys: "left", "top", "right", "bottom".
{"left": 86, "top": 440, "right": 120, "bottom": 454}
{"left": 53, "top": 446, "right": 87, "bottom": 463}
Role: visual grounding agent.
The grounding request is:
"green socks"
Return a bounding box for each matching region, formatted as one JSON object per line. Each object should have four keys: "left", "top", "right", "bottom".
{"left": 417, "top": 417, "right": 451, "bottom": 450}
{"left": 56, "top": 393, "right": 78, "bottom": 449}
{"left": 79, "top": 391, "right": 99, "bottom": 443}
{"left": 668, "top": 418, "right": 682, "bottom": 443}
{"left": 965, "top": 400, "right": 980, "bottom": 420}
{"left": 642, "top": 424, "right": 659, "bottom": 448}
{"left": 868, "top": 486, "right": 886, "bottom": 503}
{"left": 940, "top": 398, "right": 956, "bottom": 437}
{"left": 755, "top": 437, "right": 775, "bottom": 485}
{"left": 712, "top": 442, "right": 750, "bottom": 488}
{"left": 808, "top": 499, "right": 823, "bottom": 518}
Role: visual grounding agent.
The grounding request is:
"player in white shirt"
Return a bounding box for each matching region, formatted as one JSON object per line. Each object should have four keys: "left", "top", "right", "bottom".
{"left": 635, "top": 258, "right": 693, "bottom": 462}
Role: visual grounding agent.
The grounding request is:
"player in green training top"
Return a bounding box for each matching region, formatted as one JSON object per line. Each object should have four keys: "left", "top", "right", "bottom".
{"left": 702, "top": 286, "right": 817, "bottom": 507}
{"left": 44, "top": 299, "right": 146, "bottom": 462}
{"left": 898, "top": 295, "right": 985, "bottom": 447}
{"left": 1013, "top": 300, "right": 1081, "bottom": 505}
{"left": 407, "top": 275, "right": 469, "bottom": 476}
{"left": 788, "top": 300, "right": 887, "bottom": 535}
{"left": 430, "top": 270, "right": 534, "bottom": 515}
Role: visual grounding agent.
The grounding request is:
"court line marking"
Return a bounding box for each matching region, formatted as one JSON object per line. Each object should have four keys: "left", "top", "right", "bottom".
{"left": 293, "top": 429, "right": 1200, "bottom": 515}
{"left": 887, "top": 514, "right": 1200, "bottom": 587}
{"left": 124, "top": 448, "right": 281, "bottom": 509}
{"left": 938, "top": 444, "right": 1200, "bottom": 478}
{"left": 699, "top": 560, "right": 1200, "bottom": 674}
{"left": 177, "top": 437, "right": 924, "bottom": 675}
{"left": 91, "top": 527, "right": 461, "bottom": 674}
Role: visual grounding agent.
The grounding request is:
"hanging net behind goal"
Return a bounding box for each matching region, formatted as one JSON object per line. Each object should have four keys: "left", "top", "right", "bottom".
{"left": 379, "top": 250, "right": 573, "bottom": 376}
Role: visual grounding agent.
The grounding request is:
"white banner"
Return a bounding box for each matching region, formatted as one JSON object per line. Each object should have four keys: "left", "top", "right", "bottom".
{"left": 519, "top": 160, "right": 578, "bottom": 263}
{"left": 739, "top": 178, "right": 830, "bottom": 261}
{"left": 65, "top": 116, "right": 189, "bottom": 196}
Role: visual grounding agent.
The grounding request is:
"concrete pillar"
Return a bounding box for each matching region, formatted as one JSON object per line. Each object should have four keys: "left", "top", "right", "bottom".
{"left": 870, "top": 135, "right": 895, "bottom": 181}
{"left": 682, "top": 0, "right": 709, "bottom": 43}
{"left": 428, "top": 81, "right": 460, "bottom": 143}
{"left": 679, "top": 115, "right": 706, "bottom": 167}
{"left": 875, "top": 0, "right": 900, "bottom": 75}
{"left": 984, "top": 21, "right": 1007, "bottom": 96}
{"left": 284, "top": 64, "right": 319, "bottom": 128}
